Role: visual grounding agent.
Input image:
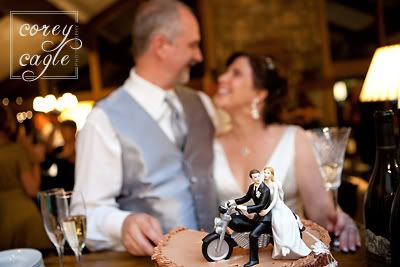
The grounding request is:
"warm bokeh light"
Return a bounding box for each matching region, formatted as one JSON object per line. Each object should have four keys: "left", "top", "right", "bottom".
{"left": 32, "top": 93, "right": 92, "bottom": 130}
{"left": 16, "top": 97, "right": 23, "bottom": 105}
{"left": 34, "top": 93, "right": 79, "bottom": 113}
{"left": 56, "top": 93, "right": 78, "bottom": 111}
{"left": 333, "top": 81, "right": 348, "bottom": 102}
{"left": 33, "top": 94, "right": 58, "bottom": 113}
{"left": 59, "top": 101, "right": 94, "bottom": 131}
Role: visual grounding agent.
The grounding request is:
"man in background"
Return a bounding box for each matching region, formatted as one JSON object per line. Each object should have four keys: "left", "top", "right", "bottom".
{"left": 74, "top": 0, "right": 218, "bottom": 256}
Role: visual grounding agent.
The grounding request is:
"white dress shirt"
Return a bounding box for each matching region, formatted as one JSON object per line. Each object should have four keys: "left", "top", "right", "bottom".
{"left": 75, "top": 69, "right": 218, "bottom": 251}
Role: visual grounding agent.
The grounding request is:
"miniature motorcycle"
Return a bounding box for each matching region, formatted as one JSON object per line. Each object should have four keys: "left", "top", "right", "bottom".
{"left": 201, "top": 202, "right": 273, "bottom": 262}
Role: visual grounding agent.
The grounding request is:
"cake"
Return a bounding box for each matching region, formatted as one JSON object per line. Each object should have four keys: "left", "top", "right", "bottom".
{"left": 152, "top": 220, "right": 336, "bottom": 267}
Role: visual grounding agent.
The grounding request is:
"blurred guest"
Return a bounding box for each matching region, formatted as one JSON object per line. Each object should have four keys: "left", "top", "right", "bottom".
{"left": 213, "top": 51, "right": 360, "bottom": 252}
{"left": 33, "top": 110, "right": 64, "bottom": 153}
{"left": 44, "top": 110, "right": 64, "bottom": 151}
{"left": 74, "top": 0, "right": 218, "bottom": 256}
{"left": 0, "top": 105, "right": 50, "bottom": 250}
{"left": 41, "top": 120, "right": 76, "bottom": 191}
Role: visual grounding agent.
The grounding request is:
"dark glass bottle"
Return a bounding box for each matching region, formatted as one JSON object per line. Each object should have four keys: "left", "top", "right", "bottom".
{"left": 397, "top": 109, "right": 400, "bottom": 160}
{"left": 391, "top": 185, "right": 400, "bottom": 267}
{"left": 391, "top": 109, "right": 400, "bottom": 267}
{"left": 364, "top": 110, "right": 400, "bottom": 266}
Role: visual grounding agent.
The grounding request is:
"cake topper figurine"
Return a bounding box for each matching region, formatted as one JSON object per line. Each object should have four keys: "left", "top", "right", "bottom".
{"left": 202, "top": 167, "right": 309, "bottom": 267}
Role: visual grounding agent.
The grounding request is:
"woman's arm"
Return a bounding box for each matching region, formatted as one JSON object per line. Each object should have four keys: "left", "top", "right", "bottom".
{"left": 294, "top": 128, "right": 335, "bottom": 226}
{"left": 20, "top": 168, "right": 40, "bottom": 198}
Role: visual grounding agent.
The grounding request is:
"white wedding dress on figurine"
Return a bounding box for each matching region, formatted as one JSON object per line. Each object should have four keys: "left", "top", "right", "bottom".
{"left": 268, "top": 180, "right": 311, "bottom": 259}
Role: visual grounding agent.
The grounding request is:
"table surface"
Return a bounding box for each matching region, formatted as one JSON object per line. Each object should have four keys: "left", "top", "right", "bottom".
{"left": 44, "top": 244, "right": 367, "bottom": 267}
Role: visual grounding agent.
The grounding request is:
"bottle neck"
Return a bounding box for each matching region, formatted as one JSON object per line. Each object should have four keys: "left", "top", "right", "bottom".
{"left": 375, "top": 120, "right": 396, "bottom": 148}
{"left": 374, "top": 110, "right": 397, "bottom": 148}
{"left": 375, "top": 147, "right": 399, "bottom": 157}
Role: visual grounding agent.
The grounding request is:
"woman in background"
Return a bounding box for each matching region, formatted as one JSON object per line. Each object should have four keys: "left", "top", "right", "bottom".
{"left": 0, "top": 105, "right": 49, "bottom": 250}
{"left": 213, "top": 51, "right": 360, "bottom": 252}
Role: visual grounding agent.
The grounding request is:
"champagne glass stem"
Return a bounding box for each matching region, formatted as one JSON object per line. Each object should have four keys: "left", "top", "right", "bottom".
{"left": 329, "top": 188, "right": 340, "bottom": 248}
{"left": 330, "top": 188, "right": 339, "bottom": 209}
{"left": 74, "top": 250, "right": 82, "bottom": 265}
{"left": 56, "top": 245, "right": 64, "bottom": 267}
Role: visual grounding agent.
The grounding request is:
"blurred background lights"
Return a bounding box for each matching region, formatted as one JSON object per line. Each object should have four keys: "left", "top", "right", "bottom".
{"left": 44, "top": 95, "right": 57, "bottom": 112}
{"left": 333, "top": 81, "right": 348, "bottom": 102}
{"left": 59, "top": 101, "right": 94, "bottom": 131}
{"left": 2, "top": 98, "right": 9, "bottom": 106}
{"left": 16, "top": 112, "right": 28, "bottom": 123}
{"left": 33, "top": 96, "right": 44, "bottom": 112}
{"left": 16, "top": 97, "right": 23, "bottom": 105}
{"left": 55, "top": 93, "right": 78, "bottom": 111}
{"left": 34, "top": 93, "right": 78, "bottom": 113}
{"left": 26, "top": 111, "right": 33, "bottom": 119}
{"left": 32, "top": 93, "right": 93, "bottom": 130}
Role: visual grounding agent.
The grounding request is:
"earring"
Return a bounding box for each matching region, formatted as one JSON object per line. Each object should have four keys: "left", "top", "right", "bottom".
{"left": 251, "top": 98, "right": 260, "bottom": 120}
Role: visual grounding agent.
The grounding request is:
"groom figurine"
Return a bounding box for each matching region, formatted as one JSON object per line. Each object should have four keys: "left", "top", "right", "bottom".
{"left": 228, "top": 169, "right": 273, "bottom": 267}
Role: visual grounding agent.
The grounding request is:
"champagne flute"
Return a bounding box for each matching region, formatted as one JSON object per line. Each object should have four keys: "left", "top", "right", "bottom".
{"left": 307, "top": 127, "right": 351, "bottom": 247}
{"left": 307, "top": 127, "right": 350, "bottom": 208}
{"left": 38, "top": 188, "right": 66, "bottom": 267}
{"left": 56, "top": 191, "right": 87, "bottom": 263}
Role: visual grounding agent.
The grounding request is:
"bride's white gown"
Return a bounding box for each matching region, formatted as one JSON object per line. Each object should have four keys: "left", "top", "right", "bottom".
{"left": 269, "top": 180, "right": 311, "bottom": 259}
{"left": 213, "top": 126, "right": 303, "bottom": 214}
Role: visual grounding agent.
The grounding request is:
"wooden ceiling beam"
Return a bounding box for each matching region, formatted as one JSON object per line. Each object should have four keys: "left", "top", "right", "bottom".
{"left": 82, "top": 0, "right": 144, "bottom": 49}
{"left": 85, "top": 0, "right": 142, "bottom": 31}
{"left": 0, "top": 0, "right": 77, "bottom": 26}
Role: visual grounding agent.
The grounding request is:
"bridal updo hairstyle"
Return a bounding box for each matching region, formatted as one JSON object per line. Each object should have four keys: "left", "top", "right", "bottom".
{"left": 225, "top": 51, "right": 288, "bottom": 125}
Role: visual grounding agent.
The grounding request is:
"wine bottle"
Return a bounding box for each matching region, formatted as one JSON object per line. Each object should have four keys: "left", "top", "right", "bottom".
{"left": 364, "top": 110, "right": 400, "bottom": 265}
{"left": 391, "top": 185, "right": 400, "bottom": 267}
{"left": 391, "top": 109, "right": 400, "bottom": 267}
{"left": 397, "top": 109, "right": 400, "bottom": 160}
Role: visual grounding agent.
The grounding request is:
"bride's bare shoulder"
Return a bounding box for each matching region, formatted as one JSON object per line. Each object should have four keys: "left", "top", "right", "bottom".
{"left": 264, "top": 124, "right": 291, "bottom": 137}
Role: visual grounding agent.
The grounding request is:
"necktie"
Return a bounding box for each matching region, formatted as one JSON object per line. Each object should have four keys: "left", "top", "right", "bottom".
{"left": 165, "top": 93, "right": 187, "bottom": 150}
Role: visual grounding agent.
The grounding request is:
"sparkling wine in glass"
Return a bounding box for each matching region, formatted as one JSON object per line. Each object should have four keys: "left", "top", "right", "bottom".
{"left": 38, "top": 188, "right": 65, "bottom": 267}
{"left": 56, "top": 191, "right": 86, "bottom": 263}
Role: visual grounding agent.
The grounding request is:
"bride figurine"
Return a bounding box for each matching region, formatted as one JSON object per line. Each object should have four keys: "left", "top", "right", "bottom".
{"left": 260, "top": 166, "right": 311, "bottom": 259}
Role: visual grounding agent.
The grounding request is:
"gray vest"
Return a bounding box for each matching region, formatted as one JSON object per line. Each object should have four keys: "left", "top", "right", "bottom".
{"left": 97, "top": 86, "right": 218, "bottom": 232}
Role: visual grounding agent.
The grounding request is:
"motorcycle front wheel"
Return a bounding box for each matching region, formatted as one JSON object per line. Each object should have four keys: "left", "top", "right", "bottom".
{"left": 202, "top": 234, "right": 233, "bottom": 262}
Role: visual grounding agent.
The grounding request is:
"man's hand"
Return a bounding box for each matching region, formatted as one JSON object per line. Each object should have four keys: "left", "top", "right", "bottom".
{"left": 227, "top": 199, "right": 236, "bottom": 207}
{"left": 121, "top": 213, "right": 164, "bottom": 256}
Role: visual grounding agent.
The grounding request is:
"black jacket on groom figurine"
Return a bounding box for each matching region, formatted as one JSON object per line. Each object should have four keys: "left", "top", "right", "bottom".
{"left": 236, "top": 182, "right": 272, "bottom": 222}
{"left": 229, "top": 182, "right": 273, "bottom": 267}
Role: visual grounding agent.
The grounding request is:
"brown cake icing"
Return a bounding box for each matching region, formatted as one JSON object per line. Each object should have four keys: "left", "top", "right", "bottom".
{"left": 152, "top": 220, "right": 334, "bottom": 267}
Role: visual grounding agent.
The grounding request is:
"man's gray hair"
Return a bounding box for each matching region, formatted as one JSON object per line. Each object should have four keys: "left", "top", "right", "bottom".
{"left": 132, "top": 0, "right": 188, "bottom": 57}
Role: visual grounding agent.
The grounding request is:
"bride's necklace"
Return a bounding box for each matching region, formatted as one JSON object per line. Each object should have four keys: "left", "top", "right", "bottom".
{"left": 240, "top": 146, "right": 250, "bottom": 157}
{"left": 230, "top": 122, "right": 266, "bottom": 158}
